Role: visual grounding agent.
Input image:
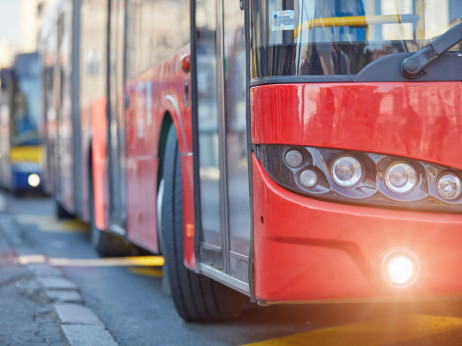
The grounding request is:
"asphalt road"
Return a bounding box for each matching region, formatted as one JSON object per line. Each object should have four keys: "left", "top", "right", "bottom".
{"left": 5, "top": 192, "right": 462, "bottom": 345}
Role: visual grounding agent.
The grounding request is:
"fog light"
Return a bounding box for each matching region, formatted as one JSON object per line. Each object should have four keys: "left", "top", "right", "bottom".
{"left": 382, "top": 250, "right": 418, "bottom": 287}
{"left": 331, "top": 156, "right": 362, "bottom": 187}
{"left": 285, "top": 150, "right": 303, "bottom": 168}
{"left": 299, "top": 169, "right": 317, "bottom": 188}
{"left": 437, "top": 173, "right": 461, "bottom": 200}
{"left": 385, "top": 162, "right": 417, "bottom": 194}
{"left": 28, "top": 174, "right": 40, "bottom": 188}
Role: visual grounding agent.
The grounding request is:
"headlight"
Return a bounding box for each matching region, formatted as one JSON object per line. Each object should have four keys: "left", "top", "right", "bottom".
{"left": 385, "top": 162, "right": 417, "bottom": 194}
{"left": 331, "top": 156, "right": 362, "bottom": 187}
{"left": 256, "top": 144, "right": 462, "bottom": 213}
{"left": 284, "top": 149, "right": 303, "bottom": 168}
{"left": 299, "top": 169, "right": 318, "bottom": 188}
{"left": 437, "top": 173, "right": 461, "bottom": 200}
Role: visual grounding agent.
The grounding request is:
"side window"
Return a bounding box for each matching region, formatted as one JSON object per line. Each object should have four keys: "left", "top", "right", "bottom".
{"left": 126, "top": 0, "right": 190, "bottom": 80}
{"left": 125, "top": 0, "right": 140, "bottom": 80}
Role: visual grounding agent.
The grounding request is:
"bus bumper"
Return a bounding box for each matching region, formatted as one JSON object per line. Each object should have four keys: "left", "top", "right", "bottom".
{"left": 252, "top": 155, "right": 462, "bottom": 303}
{"left": 12, "top": 163, "right": 41, "bottom": 191}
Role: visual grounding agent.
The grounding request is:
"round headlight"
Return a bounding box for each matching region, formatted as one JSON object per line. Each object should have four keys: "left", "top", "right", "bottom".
{"left": 284, "top": 150, "right": 303, "bottom": 168}
{"left": 28, "top": 174, "right": 40, "bottom": 188}
{"left": 385, "top": 162, "right": 417, "bottom": 194}
{"left": 437, "top": 173, "right": 461, "bottom": 200}
{"left": 299, "top": 169, "right": 318, "bottom": 188}
{"left": 331, "top": 156, "right": 362, "bottom": 187}
{"left": 382, "top": 250, "right": 418, "bottom": 287}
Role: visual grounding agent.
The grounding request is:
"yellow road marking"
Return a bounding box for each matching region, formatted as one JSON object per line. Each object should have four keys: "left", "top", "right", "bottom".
{"left": 18, "top": 255, "right": 164, "bottom": 267}
{"left": 16, "top": 215, "right": 89, "bottom": 233}
{"left": 242, "top": 314, "right": 462, "bottom": 346}
{"left": 129, "top": 267, "right": 163, "bottom": 278}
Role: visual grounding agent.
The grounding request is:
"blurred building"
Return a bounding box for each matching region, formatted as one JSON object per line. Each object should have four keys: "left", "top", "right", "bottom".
{"left": 20, "top": 0, "right": 55, "bottom": 53}
{"left": 0, "top": 0, "right": 54, "bottom": 69}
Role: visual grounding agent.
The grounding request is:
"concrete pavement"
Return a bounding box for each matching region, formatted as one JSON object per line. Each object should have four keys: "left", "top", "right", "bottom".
{"left": 0, "top": 192, "right": 118, "bottom": 346}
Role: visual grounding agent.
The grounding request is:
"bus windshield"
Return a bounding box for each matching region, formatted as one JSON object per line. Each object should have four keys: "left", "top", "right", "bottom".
{"left": 11, "top": 53, "right": 41, "bottom": 146}
{"left": 251, "top": 0, "right": 462, "bottom": 79}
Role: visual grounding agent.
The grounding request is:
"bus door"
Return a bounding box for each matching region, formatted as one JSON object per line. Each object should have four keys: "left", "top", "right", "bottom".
{"left": 56, "top": 4, "right": 75, "bottom": 212}
{"left": 193, "top": 0, "right": 251, "bottom": 288}
{"left": 107, "top": 0, "right": 127, "bottom": 235}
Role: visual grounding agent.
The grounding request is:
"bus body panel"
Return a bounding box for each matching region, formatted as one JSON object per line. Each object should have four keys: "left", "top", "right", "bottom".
{"left": 181, "top": 154, "right": 196, "bottom": 270}
{"left": 123, "top": 47, "right": 194, "bottom": 258}
{"left": 91, "top": 97, "right": 108, "bottom": 231}
{"left": 251, "top": 81, "right": 462, "bottom": 302}
{"left": 79, "top": 104, "right": 93, "bottom": 223}
{"left": 251, "top": 82, "right": 462, "bottom": 170}
{"left": 252, "top": 154, "right": 462, "bottom": 302}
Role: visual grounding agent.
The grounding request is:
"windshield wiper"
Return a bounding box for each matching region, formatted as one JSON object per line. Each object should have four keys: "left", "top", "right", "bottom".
{"left": 401, "top": 22, "right": 462, "bottom": 78}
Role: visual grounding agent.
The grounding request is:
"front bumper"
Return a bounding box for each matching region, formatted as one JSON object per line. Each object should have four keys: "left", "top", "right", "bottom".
{"left": 252, "top": 155, "right": 462, "bottom": 303}
{"left": 12, "top": 164, "right": 41, "bottom": 191}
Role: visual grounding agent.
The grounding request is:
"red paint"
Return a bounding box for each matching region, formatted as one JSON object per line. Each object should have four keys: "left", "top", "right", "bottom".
{"left": 253, "top": 155, "right": 462, "bottom": 302}
{"left": 251, "top": 82, "right": 462, "bottom": 169}
{"left": 251, "top": 81, "right": 462, "bottom": 302}
{"left": 181, "top": 154, "right": 196, "bottom": 270}
{"left": 91, "top": 97, "right": 109, "bottom": 230}
{"left": 123, "top": 46, "right": 196, "bottom": 267}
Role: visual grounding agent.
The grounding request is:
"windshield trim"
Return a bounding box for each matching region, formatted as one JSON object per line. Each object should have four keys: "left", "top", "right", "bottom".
{"left": 250, "top": 51, "right": 462, "bottom": 85}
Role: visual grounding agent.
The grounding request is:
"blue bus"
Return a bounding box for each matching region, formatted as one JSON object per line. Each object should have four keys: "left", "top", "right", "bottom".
{"left": 0, "top": 52, "right": 42, "bottom": 194}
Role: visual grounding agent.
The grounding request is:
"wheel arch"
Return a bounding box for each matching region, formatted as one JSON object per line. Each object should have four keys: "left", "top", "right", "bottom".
{"left": 157, "top": 112, "right": 173, "bottom": 184}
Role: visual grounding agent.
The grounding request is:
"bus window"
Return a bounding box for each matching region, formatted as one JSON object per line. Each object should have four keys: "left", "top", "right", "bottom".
{"left": 251, "top": 0, "right": 462, "bottom": 78}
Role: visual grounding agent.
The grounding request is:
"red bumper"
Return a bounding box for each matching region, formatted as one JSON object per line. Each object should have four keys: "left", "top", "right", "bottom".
{"left": 253, "top": 155, "right": 462, "bottom": 303}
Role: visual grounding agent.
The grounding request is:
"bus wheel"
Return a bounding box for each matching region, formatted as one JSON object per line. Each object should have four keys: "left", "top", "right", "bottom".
{"left": 55, "top": 200, "right": 74, "bottom": 219}
{"left": 89, "top": 164, "right": 130, "bottom": 257}
{"left": 162, "top": 126, "right": 244, "bottom": 322}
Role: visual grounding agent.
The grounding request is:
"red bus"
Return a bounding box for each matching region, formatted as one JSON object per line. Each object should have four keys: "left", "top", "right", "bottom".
{"left": 40, "top": 0, "right": 462, "bottom": 321}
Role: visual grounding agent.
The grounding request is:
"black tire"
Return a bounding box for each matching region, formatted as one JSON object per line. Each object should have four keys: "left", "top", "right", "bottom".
{"left": 89, "top": 162, "right": 131, "bottom": 257}
{"left": 162, "top": 126, "right": 244, "bottom": 322}
{"left": 55, "top": 200, "right": 74, "bottom": 219}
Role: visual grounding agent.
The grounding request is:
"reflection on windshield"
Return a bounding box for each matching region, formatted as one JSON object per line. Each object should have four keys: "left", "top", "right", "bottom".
{"left": 251, "top": 0, "right": 462, "bottom": 78}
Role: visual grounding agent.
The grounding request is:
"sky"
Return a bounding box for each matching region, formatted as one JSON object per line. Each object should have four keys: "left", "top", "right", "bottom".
{"left": 0, "top": 1, "right": 20, "bottom": 43}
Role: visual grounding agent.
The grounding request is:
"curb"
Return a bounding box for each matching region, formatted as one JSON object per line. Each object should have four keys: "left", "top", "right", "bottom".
{"left": 29, "top": 262, "right": 118, "bottom": 346}
{"left": 0, "top": 198, "right": 119, "bottom": 346}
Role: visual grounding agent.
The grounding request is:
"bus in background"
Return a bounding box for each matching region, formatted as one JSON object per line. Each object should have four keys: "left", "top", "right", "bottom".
{"left": 0, "top": 53, "right": 42, "bottom": 194}
{"left": 41, "top": 0, "right": 462, "bottom": 323}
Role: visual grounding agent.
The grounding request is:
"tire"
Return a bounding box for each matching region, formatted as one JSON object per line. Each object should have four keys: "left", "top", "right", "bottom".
{"left": 55, "top": 200, "right": 73, "bottom": 219}
{"left": 162, "top": 126, "right": 244, "bottom": 322}
{"left": 89, "top": 162, "right": 131, "bottom": 257}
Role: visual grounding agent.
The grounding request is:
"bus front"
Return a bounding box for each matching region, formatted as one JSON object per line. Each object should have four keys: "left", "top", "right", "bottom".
{"left": 9, "top": 53, "right": 42, "bottom": 193}
{"left": 250, "top": 0, "right": 462, "bottom": 303}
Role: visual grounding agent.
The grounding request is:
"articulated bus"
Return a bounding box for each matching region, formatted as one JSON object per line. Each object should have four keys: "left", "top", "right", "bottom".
{"left": 40, "top": 0, "right": 462, "bottom": 321}
{"left": 0, "top": 53, "right": 42, "bottom": 194}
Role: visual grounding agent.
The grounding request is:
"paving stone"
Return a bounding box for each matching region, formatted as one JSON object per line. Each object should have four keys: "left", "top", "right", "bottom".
{"left": 27, "top": 263, "right": 62, "bottom": 276}
{"left": 54, "top": 303, "right": 104, "bottom": 326}
{"left": 45, "top": 290, "right": 84, "bottom": 303}
{"left": 61, "top": 325, "right": 118, "bottom": 346}
{"left": 36, "top": 276, "right": 78, "bottom": 290}
{"left": 0, "top": 194, "right": 7, "bottom": 213}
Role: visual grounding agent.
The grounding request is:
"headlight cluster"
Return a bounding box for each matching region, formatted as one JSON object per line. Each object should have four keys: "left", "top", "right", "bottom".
{"left": 256, "top": 145, "right": 462, "bottom": 212}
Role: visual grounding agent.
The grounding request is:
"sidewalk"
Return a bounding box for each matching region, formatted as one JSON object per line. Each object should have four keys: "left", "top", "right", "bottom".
{"left": 0, "top": 199, "right": 66, "bottom": 345}
{"left": 0, "top": 192, "right": 118, "bottom": 346}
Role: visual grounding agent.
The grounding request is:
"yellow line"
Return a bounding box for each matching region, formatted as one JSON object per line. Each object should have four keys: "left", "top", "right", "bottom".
{"left": 16, "top": 215, "right": 89, "bottom": 233}
{"left": 129, "top": 267, "right": 163, "bottom": 278}
{"left": 18, "top": 255, "right": 164, "bottom": 267}
{"left": 242, "top": 314, "right": 462, "bottom": 346}
{"left": 48, "top": 256, "right": 165, "bottom": 267}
